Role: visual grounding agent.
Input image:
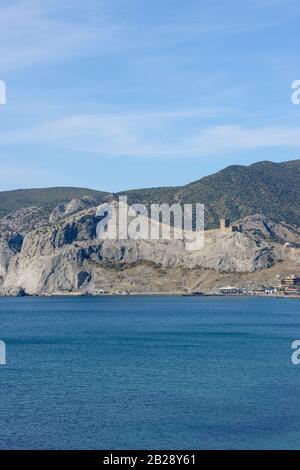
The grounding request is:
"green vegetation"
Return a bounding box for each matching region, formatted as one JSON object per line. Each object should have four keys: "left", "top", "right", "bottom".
{"left": 1, "top": 159, "right": 299, "bottom": 227}
{"left": 0, "top": 187, "right": 110, "bottom": 218}
{"left": 119, "top": 159, "right": 300, "bottom": 227}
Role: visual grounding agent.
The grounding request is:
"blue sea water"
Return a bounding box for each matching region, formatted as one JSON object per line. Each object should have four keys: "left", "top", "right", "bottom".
{"left": 0, "top": 295, "right": 300, "bottom": 450}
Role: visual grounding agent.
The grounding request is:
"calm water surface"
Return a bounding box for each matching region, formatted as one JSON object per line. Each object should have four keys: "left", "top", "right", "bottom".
{"left": 0, "top": 296, "right": 299, "bottom": 449}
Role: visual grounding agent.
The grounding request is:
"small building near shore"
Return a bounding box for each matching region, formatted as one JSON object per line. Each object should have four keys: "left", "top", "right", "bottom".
{"left": 265, "top": 287, "right": 278, "bottom": 294}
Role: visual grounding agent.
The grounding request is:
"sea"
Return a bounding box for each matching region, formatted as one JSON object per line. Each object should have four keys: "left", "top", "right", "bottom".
{"left": 0, "top": 295, "right": 299, "bottom": 450}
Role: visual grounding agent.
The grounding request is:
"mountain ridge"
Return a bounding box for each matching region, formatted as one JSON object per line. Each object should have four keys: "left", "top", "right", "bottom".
{"left": 0, "top": 159, "right": 300, "bottom": 226}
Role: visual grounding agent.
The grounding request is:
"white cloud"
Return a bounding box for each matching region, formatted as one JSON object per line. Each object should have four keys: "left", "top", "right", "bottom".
{"left": 1, "top": 111, "right": 300, "bottom": 158}
{"left": 182, "top": 125, "right": 300, "bottom": 157}
{"left": 1, "top": 0, "right": 299, "bottom": 75}
{"left": 0, "top": 0, "right": 117, "bottom": 72}
{"left": 1, "top": 0, "right": 300, "bottom": 173}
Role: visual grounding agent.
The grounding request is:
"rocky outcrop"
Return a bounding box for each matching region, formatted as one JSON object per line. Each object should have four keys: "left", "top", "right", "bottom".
{"left": 0, "top": 286, "right": 26, "bottom": 297}
{"left": 49, "top": 197, "right": 97, "bottom": 223}
{"left": 239, "top": 214, "right": 300, "bottom": 246}
{"left": 0, "top": 206, "right": 48, "bottom": 236}
{"left": 0, "top": 205, "right": 296, "bottom": 295}
{"left": 0, "top": 193, "right": 299, "bottom": 296}
{"left": 0, "top": 238, "right": 16, "bottom": 280}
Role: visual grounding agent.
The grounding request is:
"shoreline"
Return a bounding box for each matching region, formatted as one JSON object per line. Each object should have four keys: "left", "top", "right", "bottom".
{"left": 1, "top": 292, "right": 300, "bottom": 299}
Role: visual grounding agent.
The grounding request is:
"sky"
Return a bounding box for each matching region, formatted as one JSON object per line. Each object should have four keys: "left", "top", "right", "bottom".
{"left": 0, "top": 0, "right": 300, "bottom": 192}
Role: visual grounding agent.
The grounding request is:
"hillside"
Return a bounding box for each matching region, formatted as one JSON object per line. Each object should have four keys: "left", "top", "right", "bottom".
{"left": 0, "top": 159, "right": 299, "bottom": 227}
{"left": 0, "top": 158, "right": 300, "bottom": 296}
{"left": 120, "top": 159, "right": 300, "bottom": 227}
{"left": 0, "top": 187, "right": 110, "bottom": 218}
{"left": 1, "top": 208, "right": 300, "bottom": 296}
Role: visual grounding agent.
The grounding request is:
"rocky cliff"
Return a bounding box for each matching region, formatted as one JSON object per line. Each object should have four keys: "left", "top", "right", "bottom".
{"left": 0, "top": 196, "right": 299, "bottom": 295}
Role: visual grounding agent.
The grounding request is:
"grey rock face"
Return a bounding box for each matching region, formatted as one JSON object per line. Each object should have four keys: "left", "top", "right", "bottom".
{"left": 49, "top": 197, "right": 97, "bottom": 223}
{"left": 0, "top": 286, "right": 26, "bottom": 297}
{"left": 240, "top": 214, "right": 300, "bottom": 246}
{"left": 0, "top": 206, "right": 48, "bottom": 236}
{"left": 0, "top": 238, "right": 16, "bottom": 280}
{"left": 0, "top": 206, "right": 299, "bottom": 295}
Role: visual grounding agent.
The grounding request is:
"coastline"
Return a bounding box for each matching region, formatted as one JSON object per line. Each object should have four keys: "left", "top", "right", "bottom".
{"left": 1, "top": 291, "right": 299, "bottom": 299}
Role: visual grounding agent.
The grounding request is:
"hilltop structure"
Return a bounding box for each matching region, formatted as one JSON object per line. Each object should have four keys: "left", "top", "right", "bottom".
{"left": 213, "top": 218, "right": 243, "bottom": 234}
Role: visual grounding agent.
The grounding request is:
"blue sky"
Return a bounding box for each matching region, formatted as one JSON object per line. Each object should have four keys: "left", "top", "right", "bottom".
{"left": 0, "top": 0, "right": 300, "bottom": 192}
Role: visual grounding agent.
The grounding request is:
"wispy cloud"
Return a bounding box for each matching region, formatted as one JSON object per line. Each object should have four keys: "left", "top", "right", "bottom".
{"left": 0, "top": 0, "right": 117, "bottom": 72}
{"left": 0, "top": 0, "right": 300, "bottom": 191}
{"left": 182, "top": 125, "right": 300, "bottom": 157}
{"left": 2, "top": 111, "right": 300, "bottom": 158}
{"left": 1, "top": 0, "right": 299, "bottom": 74}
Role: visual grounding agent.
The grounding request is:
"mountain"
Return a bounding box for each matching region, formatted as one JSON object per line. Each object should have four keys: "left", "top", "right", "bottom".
{"left": 1, "top": 159, "right": 298, "bottom": 227}
{"left": 0, "top": 187, "right": 110, "bottom": 219}
{"left": 120, "top": 159, "right": 300, "bottom": 227}
{"left": 1, "top": 208, "right": 300, "bottom": 296}
{"left": 0, "top": 158, "right": 300, "bottom": 296}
